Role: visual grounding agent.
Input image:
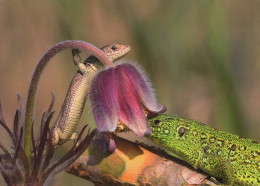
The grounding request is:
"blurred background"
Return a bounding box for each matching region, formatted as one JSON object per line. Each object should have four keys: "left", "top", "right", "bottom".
{"left": 0, "top": 1, "right": 260, "bottom": 185}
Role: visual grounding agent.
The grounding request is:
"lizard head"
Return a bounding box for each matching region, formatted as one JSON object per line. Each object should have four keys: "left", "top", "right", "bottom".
{"left": 147, "top": 114, "right": 193, "bottom": 145}
{"left": 84, "top": 44, "right": 131, "bottom": 65}
{"left": 101, "top": 44, "right": 131, "bottom": 61}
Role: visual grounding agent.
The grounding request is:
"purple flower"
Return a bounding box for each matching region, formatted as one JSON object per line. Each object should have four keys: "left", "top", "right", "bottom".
{"left": 90, "top": 62, "right": 166, "bottom": 138}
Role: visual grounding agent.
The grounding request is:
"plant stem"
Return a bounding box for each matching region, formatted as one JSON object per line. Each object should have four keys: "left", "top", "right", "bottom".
{"left": 24, "top": 40, "right": 113, "bottom": 167}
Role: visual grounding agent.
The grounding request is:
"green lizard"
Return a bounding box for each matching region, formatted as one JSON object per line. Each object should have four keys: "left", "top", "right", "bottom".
{"left": 51, "top": 44, "right": 130, "bottom": 146}
{"left": 146, "top": 114, "right": 260, "bottom": 185}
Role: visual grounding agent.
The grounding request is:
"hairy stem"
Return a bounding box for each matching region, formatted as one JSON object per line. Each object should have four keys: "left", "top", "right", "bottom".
{"left": 24, "top": 40, "right": 113, "bottom": 167}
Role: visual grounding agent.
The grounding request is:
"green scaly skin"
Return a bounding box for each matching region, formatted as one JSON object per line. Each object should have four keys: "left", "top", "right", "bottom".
{"left": 146, "top": 114, "right": 260, "bottom": 185}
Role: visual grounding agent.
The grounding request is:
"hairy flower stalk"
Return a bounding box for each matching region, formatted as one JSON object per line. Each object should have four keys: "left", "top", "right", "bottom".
{"left": 90, "top": 62, "right": 166, "bottom": 151}
{"left": 24, "top": 40, "right": 113, "bottom": 166}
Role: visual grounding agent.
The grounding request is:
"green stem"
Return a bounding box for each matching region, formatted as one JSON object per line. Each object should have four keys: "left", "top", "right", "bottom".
{"left": 24, "top": 40, "right": 113, "bottom": 168}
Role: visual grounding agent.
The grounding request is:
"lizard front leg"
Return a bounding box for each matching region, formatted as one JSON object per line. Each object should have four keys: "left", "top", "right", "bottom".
{"left": 198, "top": 153, "right": 235, "bottom": 185}
{"left": 72, "top": 49, "right": 88, "bottom": 73}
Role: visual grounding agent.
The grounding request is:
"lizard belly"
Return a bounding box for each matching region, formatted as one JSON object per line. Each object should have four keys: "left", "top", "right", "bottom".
{"left": 63, "top": 69, "right": 97, "bottom": 137}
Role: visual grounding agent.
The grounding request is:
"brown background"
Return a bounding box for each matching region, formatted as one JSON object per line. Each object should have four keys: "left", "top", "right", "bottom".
{"left": 1, "top": 1, "right": 260, "bottom": 185}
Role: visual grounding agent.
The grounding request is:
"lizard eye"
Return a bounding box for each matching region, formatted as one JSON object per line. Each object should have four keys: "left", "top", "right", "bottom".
{"left": 178, "top": 127, "right": 186, "bottom": 137}
{"left": 154, "top": 119, "right": 161, "bottom": 125}
{"left": 111, "top": 45, "right": 117, "bottom": 50}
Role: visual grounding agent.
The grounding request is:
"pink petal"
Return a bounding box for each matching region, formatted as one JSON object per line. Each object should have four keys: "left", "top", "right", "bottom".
{"left": 118, "top": 63, "right": 166, "bottom": 113}
{"left": 107, "top": 135, "right": 117, "bottom": 153}
{"left": 115, "top": 66, "right": 152, "bottom": 137}
{"left": 90, "top": 68, "right": 119, "bottom": 132}
{"left": 102, "top": 133, "right": 117, "bottom": 153}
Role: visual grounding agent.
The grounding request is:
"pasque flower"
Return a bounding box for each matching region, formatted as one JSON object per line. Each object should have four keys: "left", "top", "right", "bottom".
{"left": 90, "top": 62, "right": 166, "bottom": 138}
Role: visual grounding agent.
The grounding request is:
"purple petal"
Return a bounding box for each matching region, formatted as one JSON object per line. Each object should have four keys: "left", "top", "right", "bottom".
{"left": 118, "top": 63, "right": 166, "bottom": 113}
{"left": 90, "top": 68, "right": 119, "bottom": 132}
{"left": 101, "top": 133, "right": 116, "bottom": 153}
{"left": 107, "top": 135, "right": 116, "bottom": 153}
{"left": 115, "top": 66, "right": 152, "bottom": 137}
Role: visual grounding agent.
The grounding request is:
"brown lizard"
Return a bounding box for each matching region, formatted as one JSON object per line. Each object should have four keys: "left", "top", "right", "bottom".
{"left": 51, "top": 44, "right": 131, "bottom": 146}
